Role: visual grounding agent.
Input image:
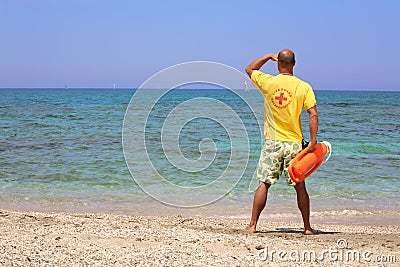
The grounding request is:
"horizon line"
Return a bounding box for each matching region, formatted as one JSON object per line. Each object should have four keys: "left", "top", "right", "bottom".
{"left": 0, "top": 87, "right": 399, "bottom": 92}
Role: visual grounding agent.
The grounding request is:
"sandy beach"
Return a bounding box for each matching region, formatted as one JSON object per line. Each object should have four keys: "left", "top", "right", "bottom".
{"left": 0, "top": 209, "right": 398, "bottom": 266}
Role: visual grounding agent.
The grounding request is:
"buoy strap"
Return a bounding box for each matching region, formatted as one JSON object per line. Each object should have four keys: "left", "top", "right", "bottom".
{"left": 321, "top": 141, "right": 332, "bottom": 164}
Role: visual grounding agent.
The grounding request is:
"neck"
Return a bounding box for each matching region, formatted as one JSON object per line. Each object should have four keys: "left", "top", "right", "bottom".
{"left": 278, "top": 64, "right": 294, "bottom": 76}
{"left": 280, "top": 72, "right": 293, "bottom": 76}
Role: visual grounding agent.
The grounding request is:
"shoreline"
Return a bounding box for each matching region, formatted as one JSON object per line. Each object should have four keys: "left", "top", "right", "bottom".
{"left": 1, "top": 200, "right": 399, "bottom": 226}
{"left": 1, "top": 209, "right": 399, "bottom": 266}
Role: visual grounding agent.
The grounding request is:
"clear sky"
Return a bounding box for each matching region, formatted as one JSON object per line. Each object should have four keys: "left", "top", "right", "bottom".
{"left": 1, "top": 0, "right": 399, "bottom": 90}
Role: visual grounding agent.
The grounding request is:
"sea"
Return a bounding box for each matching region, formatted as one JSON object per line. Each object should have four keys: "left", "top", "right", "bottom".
{"left": 1, "top": 88, "right": 399, "bottom": 224}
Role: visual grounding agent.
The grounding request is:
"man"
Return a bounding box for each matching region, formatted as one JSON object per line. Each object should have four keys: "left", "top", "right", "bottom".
{"left": 245, "top": 49, "right": 318, "bottom": 235}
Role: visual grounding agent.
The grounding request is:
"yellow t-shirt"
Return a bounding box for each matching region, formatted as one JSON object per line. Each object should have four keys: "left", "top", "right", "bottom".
{"left": 251, "top": 70, "right": 316, "bottom": 142}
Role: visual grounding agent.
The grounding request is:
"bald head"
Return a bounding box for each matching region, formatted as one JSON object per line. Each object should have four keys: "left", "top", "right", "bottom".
{"left": 278, "top": 49, "right": 296, "bottom": 65}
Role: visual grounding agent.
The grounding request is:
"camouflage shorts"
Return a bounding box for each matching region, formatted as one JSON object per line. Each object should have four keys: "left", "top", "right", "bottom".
{"left": 256, "top": 139, "right": 302, "bottom": 186}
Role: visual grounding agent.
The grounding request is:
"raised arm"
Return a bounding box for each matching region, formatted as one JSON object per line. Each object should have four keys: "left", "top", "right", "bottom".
{"left": 306, "top": 106, "right": 318, "bottom": 151}
{"left": 245, "top": 53, "right": 278, "bottom": 78}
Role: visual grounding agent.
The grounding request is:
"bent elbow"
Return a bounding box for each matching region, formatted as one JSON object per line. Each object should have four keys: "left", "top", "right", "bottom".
{"left": 310, "top": 114, "right": 318, "bottom": 123}
{"left": 245, "top": 65, "right": 253, "bottom": 78}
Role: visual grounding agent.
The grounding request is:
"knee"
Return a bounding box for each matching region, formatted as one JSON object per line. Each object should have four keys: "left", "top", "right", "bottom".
{"left": 294, "top": 181, "right": 307, "bottom": 192}
{"left": 258, "top": 182, "right": 271, "bottom": 191}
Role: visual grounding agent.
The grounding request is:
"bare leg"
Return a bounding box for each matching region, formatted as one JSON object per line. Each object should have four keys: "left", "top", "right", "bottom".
{"left": 294, "top": 181, "right": 315, "bottom": 235}
{"left": 246, "top": 182, "right": 271, "bottom": 233}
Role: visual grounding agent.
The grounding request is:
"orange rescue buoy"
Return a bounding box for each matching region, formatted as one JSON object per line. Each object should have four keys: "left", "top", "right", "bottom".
{"left": 288, "top": 141, "right": 332, "bottom": 183}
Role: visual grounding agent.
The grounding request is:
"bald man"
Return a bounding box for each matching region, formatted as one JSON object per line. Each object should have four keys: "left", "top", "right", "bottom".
{"left": 245, "top": 49, "right": 318, "bottom": 234}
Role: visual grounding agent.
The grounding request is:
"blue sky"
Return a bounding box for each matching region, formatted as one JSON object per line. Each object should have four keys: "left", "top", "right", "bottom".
{"left": 1, "top": 0, "right": 399, "bottom": 90}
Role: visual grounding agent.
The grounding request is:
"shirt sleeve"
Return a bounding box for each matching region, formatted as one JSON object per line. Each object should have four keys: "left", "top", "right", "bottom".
{"left": 251, "top": 70, "right": 272, "bottom": 94}
{"left": 303, "top": 83, "right": 317, "bottom": 110}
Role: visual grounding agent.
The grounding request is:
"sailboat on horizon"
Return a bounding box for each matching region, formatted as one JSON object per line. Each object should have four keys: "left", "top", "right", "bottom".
{"left": 244, "top": 80, "right": 249, "bottom": 91}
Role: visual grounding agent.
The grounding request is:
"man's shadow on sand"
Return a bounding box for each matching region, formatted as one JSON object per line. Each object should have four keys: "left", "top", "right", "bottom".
{"left": 256, "top": 228, "right": 340, "bottom": 235}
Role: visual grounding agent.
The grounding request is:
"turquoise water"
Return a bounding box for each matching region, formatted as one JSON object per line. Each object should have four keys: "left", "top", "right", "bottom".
{"left": 0, "top": 89, "right": 399, "bottom": 219}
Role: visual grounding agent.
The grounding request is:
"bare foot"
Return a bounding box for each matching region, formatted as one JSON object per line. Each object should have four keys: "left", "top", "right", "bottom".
{"left": 304, "top": 228, "right": 318, "bottom": 235}
{"left": 245, "top": 225, "right": 257, "bottom": 233}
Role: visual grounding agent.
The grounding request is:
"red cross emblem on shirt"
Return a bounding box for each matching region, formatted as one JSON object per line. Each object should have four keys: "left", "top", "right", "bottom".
{"left": 275, "top": 93, "right": 288, "bottom": 105}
